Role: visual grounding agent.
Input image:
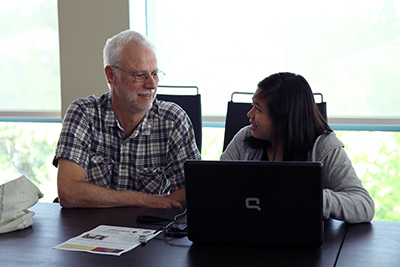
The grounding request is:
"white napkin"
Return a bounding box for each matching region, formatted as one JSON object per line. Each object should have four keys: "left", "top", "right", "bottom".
{"left": 0, "top": 175, "right": 43, "bottom": 234}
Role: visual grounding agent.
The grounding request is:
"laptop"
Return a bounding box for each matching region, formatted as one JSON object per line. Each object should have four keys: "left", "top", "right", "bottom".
{"left": 184, "top": 160, "right": 324, "bottom": 247}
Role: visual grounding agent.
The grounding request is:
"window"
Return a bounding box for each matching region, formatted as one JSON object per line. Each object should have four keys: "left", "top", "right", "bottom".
{"left": 0, "top": 121, "right": 61, "bottom": 203}
{"left": 141, "top": 0, "right": 400, "bottom": 129}
{"left": 0, "top": 0, "right": 60, "bottom": 203}
{"left": 0, "top": 0, "right": 60, "bottom": 119}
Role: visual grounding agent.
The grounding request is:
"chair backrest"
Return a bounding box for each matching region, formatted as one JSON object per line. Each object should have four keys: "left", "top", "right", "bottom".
{"left": 313, "top": 93, "right": 327, "bottom": 122}
{"left": 223, "top": 92, "right": 253, "bottom": 152}
{"left": 222, "top": 92, "right": 327, "bottom": 152}
{"left": 157, "top": 86, "right": 202, "bottom": 152}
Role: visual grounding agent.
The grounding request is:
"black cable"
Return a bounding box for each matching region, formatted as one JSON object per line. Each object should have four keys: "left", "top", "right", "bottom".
{"left": 173, "top": 208, "right": 187, "bottom": 221}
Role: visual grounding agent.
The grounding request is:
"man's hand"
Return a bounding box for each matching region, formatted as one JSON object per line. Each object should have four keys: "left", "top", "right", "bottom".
{"left": 139, "top": 193, "right": 182, "bottom": 209}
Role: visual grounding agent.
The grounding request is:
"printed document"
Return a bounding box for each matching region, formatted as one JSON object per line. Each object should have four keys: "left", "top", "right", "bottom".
{"left": 53, "top": 225, "right": 160, "bottom": 256}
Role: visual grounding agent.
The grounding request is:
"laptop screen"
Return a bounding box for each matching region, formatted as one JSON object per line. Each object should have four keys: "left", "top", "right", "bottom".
{"left": 184, "top": 160, "right": 324, "bottom": 247}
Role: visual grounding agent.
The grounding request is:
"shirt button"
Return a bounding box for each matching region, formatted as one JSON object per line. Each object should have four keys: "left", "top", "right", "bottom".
{"left": 121, "top": 166, "right": 126, "bottom": 170}
{"left": 100, "top": 164, "right": 104, "bottom": 168}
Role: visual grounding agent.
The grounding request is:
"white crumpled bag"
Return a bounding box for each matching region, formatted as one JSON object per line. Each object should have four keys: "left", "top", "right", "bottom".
{"left": 0, "top": 175, "right": 44, "bottom": 234}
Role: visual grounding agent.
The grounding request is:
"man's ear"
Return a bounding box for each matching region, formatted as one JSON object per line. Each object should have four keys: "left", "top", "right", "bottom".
{"left": 105, "top": 66, "right": 115, "bottom": 85}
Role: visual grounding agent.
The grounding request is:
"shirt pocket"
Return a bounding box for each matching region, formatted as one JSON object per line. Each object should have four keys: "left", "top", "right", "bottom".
{"left": 87, "top": 151, "right": 114, "bottom": 188}
{"left": 135, "top": 167, "right": 171, "bottom": 195}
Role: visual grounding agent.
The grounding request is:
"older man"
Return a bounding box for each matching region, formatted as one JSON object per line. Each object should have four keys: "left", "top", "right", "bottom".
{"left": 53, "top": 30, "right": 200, "bottom": 209}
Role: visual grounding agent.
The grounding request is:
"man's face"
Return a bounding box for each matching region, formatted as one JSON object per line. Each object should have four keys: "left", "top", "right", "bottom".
{"left": 109, "top": 44, "right": 159, "bottom": 115}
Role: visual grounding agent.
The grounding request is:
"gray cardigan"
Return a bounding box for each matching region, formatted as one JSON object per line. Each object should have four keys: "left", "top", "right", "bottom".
{"left": 221, "top": 126, "right": 375, "bottom": 224}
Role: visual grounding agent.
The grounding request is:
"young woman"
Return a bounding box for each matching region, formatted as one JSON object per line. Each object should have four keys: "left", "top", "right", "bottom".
{"left": 221, "top": 72, "right": 375, "bottom": 223}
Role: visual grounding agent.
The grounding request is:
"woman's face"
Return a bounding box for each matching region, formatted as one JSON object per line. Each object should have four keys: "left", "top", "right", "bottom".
{"left": 247, "top": 88, "right": 274, "bottom": 141}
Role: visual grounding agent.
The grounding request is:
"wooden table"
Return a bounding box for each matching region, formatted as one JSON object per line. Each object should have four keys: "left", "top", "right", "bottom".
{"left": 0, "top": 203, "right": 350, "bottom": 267}
{"left": 335, "top": 220, "right": 400, "bottom": 267}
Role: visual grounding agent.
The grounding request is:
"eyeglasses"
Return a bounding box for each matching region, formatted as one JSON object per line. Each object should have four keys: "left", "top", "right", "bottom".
{"left": 111, "top": 66, "right": 165, "bottom": 82}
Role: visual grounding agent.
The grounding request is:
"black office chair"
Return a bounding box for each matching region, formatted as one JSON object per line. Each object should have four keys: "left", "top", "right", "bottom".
{"left": 222, "top": 92, "right": 327, "bottom": 151}
{"left": 222, "top": 92, "right": 253, "bottom": 151}
{"left": 313, "top": 93, "right": 327, "bottom": 122}
{"left": 157, "top": 85, "right": 202, "bottom": 152}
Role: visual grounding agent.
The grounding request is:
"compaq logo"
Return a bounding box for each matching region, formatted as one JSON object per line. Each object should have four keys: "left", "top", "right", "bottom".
{"left": 245, "top": 197, "right": 261, "bottom": 211}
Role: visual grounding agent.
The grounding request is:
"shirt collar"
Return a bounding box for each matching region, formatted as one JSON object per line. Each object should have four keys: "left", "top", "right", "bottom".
{"left": 103, "top": 92, "right": 120, "bottom": 128}
{"left": 104, "top": 93, "right": 161, "bottom": 136}
{"left": 140, "top": 99, "right": 160, "bottom": 135}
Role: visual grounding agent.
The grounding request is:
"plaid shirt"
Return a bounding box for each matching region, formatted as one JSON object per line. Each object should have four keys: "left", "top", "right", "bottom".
{"left": 53, "top": 92, "right": 201, "bottom": 194}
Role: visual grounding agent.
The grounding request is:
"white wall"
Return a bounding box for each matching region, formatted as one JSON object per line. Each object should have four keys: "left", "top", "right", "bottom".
{"left": 58, "top": 0, "right": 130, "bottom": 118}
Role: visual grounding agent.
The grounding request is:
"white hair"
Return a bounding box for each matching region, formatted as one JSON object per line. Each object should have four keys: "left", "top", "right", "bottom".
{"left": 103, "top": 29, "right": 155, "bottom": 68}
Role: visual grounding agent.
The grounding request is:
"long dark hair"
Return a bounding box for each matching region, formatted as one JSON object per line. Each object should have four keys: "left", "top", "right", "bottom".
{"left": 246, "top": 72, "right": 332, "bottom": 161}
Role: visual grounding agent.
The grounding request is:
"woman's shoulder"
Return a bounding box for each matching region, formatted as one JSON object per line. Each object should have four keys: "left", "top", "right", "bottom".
{"left": 230, "top": 126, "right": 253, "bottom": 146}
{"left": 237, "top": 125, "right": 253, "bottom": 138}
{"left": 220, "top": 126, "right": 253, "bottom": 160}
{"left": 316, "top": 131, "right": 343, "bottom": 146}
{"left": 311, "top": 132, "right": 344, "bottom": 160}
